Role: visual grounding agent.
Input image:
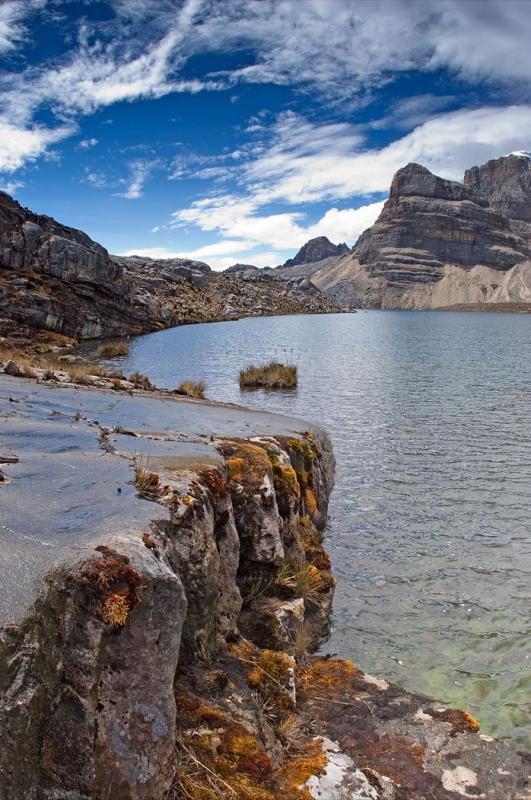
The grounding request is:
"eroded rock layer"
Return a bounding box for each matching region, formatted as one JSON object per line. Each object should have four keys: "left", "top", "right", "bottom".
{"left": 354, "top": 163, "right": 531, "bottom": 290}
{"left": 301, "top": 155, "right": 531, "bottom": 310}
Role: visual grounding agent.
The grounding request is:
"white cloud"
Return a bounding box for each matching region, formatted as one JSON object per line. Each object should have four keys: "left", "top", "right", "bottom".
{"left": 78, "top": 138, "right": 98, "bottom": 149}
{"left": 0, "top": 178, "right": 24, "bottom": 196}
{"left": 2, "top": 0, "right": 531, "bottom": 178}
{"left": 0, "top": 120, "right": 75, "bottom": 173}
{"left": 0, "top": 0, "right": 44, "bottom": 53}
{"left": 115, "top": 159, "right": 158, "bottom": 199}
{"left": 169, "top": 104, "right": 531, "bottom": 261}
{"left": 306, "top": 203, "right": 385, "bottom": 244}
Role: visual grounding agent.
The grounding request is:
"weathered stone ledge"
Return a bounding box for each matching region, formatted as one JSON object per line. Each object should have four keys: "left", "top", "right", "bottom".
{"left": 0, "top": 377, "right": 528, "bottom": 800}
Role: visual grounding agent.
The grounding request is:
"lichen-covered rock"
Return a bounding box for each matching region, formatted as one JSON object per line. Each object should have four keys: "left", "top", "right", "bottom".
{"left": 0, "top": 535, "right": 187, "bottom": 800}
{"left": 0, "top": 379, "right": 527, "bottom": 800}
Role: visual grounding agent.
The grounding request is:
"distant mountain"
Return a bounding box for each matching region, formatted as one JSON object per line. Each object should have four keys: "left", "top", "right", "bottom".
{"left": 282, "top": 236, "right": 349, "bottom": 268}
{"left": 306, "top": 155, "right": 531, "bottom": 310}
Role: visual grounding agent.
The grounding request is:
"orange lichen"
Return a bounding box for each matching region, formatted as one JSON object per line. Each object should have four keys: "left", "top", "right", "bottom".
{"left": 219, "top": 441, "right": 272, "bottom": 490}
{"left": 270, "top": 459, "right": 300, "bottom": 498}
{"left": 182, "top": 494, "right": 191, "bottom": 505}
{"left": 298, "top": 658, "right": 357, "bottom": 695}
{"left": 101, "top": 592, "right": 129, "bottom": 627}
{"left": 272, "top": 739, "right": 327, "bottom": 800}
{"left": 298, "top": 516, "right": 330, "bottom": 572}
{"left": 227, "top": 456, "right": 245, "bottom": 483}
{"left": 432, "top": 708, "right": 480, "bottom": 734}
{"left": 304, "top": 488, "right": 317, "bottom": 516}
{"left": 230, "top": 640, "right": 295, "bottom": 716}
{"left": 173, "top": 689, "right": 277, "bottom": 800}
{"left": 462, "top": 711, "right": 480, "bottom": 732}
{"left": 199, "top": 468, "right": 228, "bottom": 498}
{"left": 82, "top": 546, "right": 142, "bottom": 628}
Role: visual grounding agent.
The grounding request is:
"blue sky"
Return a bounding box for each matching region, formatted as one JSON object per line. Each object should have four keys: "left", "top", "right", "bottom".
{"left": 1, "top": 0, "right": 531, "bottom": 269}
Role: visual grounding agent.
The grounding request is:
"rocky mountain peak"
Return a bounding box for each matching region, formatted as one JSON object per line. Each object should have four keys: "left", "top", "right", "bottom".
{"left": 390, "top": 162, "right": 479, "bottom": 203}
{"left": 283, "top": 236, "right": 349, "bottom": 268}
{"left": 464, "top": 154, "right": 531, "bottom": 240}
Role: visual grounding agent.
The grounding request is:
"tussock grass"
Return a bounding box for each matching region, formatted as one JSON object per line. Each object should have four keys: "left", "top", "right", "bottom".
{"left": 97, "top": 340, "right": 129, "bottom": 358}
{"left": 239, "top": 362, "right": 297, "bottom": 389}
{"left": 128, "top": 371, "right": 154, "bottom": 390}
{"left": 177, "top": 380, "right": 206, "bottom": 399}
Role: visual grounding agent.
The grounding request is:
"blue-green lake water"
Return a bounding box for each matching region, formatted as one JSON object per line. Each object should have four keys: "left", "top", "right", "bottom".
{"left": 114, "top": 310, "right": 531, "bottom": 748}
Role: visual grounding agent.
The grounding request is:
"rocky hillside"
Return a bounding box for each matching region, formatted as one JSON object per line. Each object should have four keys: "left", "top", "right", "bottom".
{"left": 304, "top": 154, "right": 531, "bottom": 310}
{"left": 0, "top": 193, "right": 338, "bottom": 348}
{"left": 282, "top": 236, "right": 349, "bottom": 268}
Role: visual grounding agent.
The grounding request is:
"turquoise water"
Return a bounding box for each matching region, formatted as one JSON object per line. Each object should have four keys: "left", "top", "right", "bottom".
{"left": 116, "top": 310, "right": 531, "bottom": 748}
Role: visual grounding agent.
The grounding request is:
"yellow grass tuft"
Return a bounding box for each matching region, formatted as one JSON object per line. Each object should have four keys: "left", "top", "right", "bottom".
{"left": 97, "top": 340, "right": 129, "bottom": 358}
{"left": 178, "top": 380, "right": 206, "bottom": 399}
{"left": 239, "top": 362, "right": 297, "bottom": 390}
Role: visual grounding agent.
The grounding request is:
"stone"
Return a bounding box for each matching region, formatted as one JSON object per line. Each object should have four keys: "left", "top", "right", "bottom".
{"left": 3, "top": 360, "right": 24, "bottom": 376}
{"left": 354, "top": 163, "right": 531, "bottom": 288}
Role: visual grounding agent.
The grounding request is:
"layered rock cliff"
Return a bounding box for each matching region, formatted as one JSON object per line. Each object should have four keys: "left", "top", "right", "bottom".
{"left": 307, "top": 156, "right": 531, "bottom": 310}
{"left": 0, "top": 374, "right": 529, "bottom": 800}
{"left": 464, "top": 153, "right": 531, "bottom": 244}
{"left": 0, "top": 193, "right": 338, "bottom": 346}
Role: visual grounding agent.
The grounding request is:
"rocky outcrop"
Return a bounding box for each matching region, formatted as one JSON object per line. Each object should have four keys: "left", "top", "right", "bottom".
{"left": 283, "top": 236, "right": 349, "bottom": 268}
{"left": 223, "top": 263, "right": 260, "bottom": 273}
{"left": 464, "top": 153, "right": 531, "bottom": 244}
{"left": 0, "top": 376, "right": 528, "bottom": 800}
{"left": 0, "top": 193, "right": 339, "bottom": 347}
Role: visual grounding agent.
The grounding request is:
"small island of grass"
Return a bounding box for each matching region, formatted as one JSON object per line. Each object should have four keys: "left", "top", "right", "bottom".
{"left": 239, "top": 361, "right": 297, "bottom": 389}
{"left": 177, "top": 380, "right": 206, "bottom": 399}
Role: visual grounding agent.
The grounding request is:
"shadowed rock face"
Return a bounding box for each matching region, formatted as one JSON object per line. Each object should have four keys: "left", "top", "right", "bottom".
{"left": 283, "top": 236, "right": 349, "bottom": 268}
{"left": 0, "top": 191, "right": 118, "bottom": 284}
{"left": 354, "top": 163, "right": 531, "bottom": 290}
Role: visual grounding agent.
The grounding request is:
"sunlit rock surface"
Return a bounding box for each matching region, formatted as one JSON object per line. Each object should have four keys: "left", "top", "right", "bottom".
{"left": 0, "top": 376, "right": 528, "bottom": 800}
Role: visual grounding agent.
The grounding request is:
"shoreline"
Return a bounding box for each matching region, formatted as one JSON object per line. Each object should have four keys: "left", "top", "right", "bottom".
{"left": 0, "top": 374, "right": 529, "bottom": 799}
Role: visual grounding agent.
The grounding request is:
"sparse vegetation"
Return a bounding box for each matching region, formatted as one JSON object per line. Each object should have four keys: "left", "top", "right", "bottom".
{"left": 133, "top": 454, "right": 160, "bottom": 498}
{"left": 239, "top": 362, "right": 297, "bottom": 389}
{"left": 97, "top": 340, "right": 129, "bottom": 358}
{"left": 128, "top": 371, "right": 154, "bottom": 390}
{"left": 177, "top": 380, "right": 206, "bottom": 399}
{"left": 289, "top": 619, "right": 314, "bottom": 665}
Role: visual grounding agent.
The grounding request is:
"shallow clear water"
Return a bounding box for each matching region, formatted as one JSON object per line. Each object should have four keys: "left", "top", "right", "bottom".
{"left": 116, "top": 310, "right": 531, "bottom": 748}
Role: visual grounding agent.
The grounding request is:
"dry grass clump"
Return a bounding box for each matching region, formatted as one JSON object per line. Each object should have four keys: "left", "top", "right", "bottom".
{"left": 133, "top": 454, "right": 161, "bottom": 498}
{"left": 97, "top": 340, "right": 129, "bottom": 358}
{"left": 177, "top": 380, "right": 206, "bottom": 399}
{"left": 128, "top": 371, "right": 154, "bottom": 390}
{"left": 239, "top": 362, "right": 297, "bottom": 390}
{"left": 0, "top": 348, "right": 39, "bottom": 377}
